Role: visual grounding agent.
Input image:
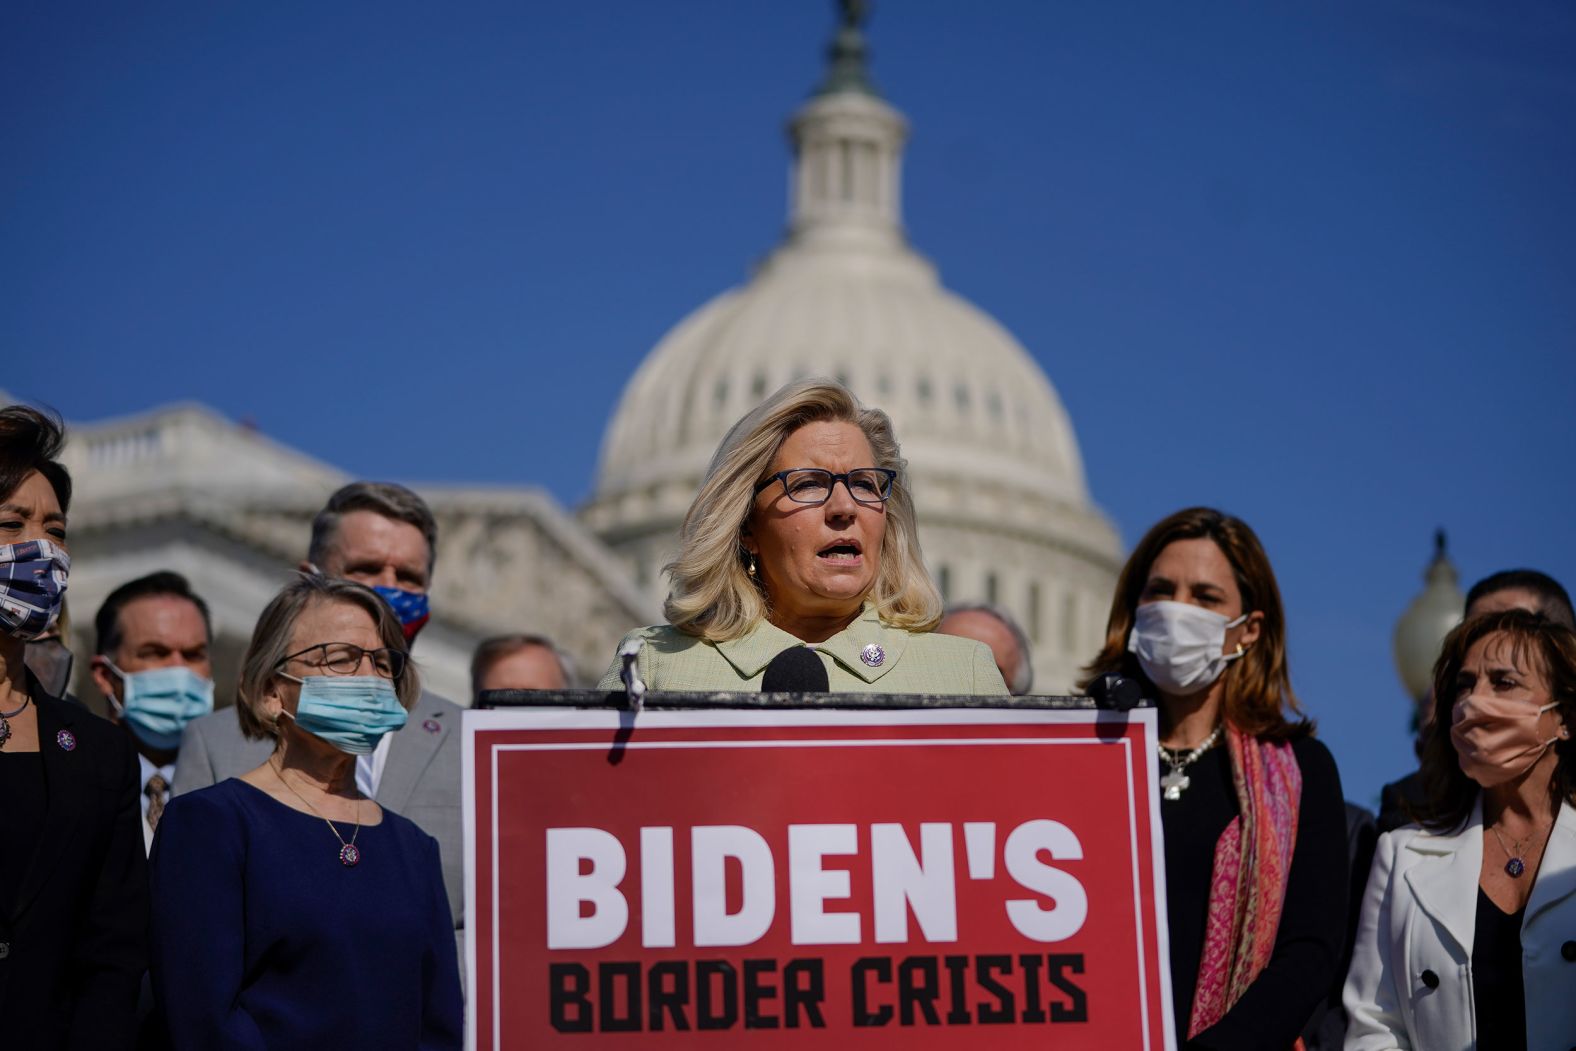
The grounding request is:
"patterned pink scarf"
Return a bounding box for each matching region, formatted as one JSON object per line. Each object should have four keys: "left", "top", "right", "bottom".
{"left": 1187, "top": 725, "right": 1303, "bottom": 1042}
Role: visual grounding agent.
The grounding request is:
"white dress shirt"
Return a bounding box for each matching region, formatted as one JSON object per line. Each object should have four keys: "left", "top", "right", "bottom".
{"left": 354, "top": 732, "right": 393, "bottom": 799}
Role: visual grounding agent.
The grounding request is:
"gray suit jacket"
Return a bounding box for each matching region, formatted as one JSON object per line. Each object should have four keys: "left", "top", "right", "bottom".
{"left": 172, "top": 690, "right": 464, "bottom": 929}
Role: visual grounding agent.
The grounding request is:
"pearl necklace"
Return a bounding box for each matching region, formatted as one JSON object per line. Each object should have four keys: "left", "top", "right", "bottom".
{"left": 1157, "top": 724, "right": 1223, "bottom": 801}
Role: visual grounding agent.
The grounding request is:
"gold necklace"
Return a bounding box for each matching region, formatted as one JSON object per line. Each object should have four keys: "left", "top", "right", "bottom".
{"left": 1489, "top": 820, "right": 1547, "bottom": 880}
{"left": 270, "top": 759, "right": 364, "bottom": 867}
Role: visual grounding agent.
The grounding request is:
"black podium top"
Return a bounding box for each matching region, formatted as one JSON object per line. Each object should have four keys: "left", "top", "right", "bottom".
{"left": 473, "top": 689, "right": 1148, "bottom": 712}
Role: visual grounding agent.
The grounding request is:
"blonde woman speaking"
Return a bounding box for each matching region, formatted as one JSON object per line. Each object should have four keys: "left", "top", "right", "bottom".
{"left": 599, "top": 379, "right": 1005, "bottom": 696}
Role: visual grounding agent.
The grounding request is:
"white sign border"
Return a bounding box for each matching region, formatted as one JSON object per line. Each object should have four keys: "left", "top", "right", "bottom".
{"left": 463, "top": 706, "right": 1174, "bottom": 1051}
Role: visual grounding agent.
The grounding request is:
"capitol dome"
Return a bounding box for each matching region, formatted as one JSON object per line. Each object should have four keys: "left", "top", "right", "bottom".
{"left": 583, "top": 7, "right": 1121, "bottom": 690}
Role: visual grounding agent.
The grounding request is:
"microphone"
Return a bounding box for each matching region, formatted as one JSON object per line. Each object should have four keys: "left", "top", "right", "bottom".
{"left": 761, "top": 646, "right": 830, "bottom": 693}
{"left": 617, "top": 637, "right": 647, "bottom": 710}
{"left": 1087, "top": 671, "right": 1143, "bottom": 711}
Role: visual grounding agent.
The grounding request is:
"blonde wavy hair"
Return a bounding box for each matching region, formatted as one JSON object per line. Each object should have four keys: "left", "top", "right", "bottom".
{"left": 664, "top": 379, "right": 942, "bottom": 640}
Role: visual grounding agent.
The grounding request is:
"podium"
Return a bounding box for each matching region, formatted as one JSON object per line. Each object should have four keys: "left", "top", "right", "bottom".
{"left": 463, "top": 690, "right": 1174, "bottom": 1050}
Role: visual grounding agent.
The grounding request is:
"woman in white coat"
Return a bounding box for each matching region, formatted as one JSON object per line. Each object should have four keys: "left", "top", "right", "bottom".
{"left": 1344, "top": 609, "right": 1576, "bottom": 1050}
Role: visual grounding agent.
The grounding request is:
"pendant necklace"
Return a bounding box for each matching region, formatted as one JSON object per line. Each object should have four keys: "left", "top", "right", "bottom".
{"left": 1490, "top": 823, "right": 1543, "bottom": 879}
{"left": 272, "top": 760, "right": 364, "bottom": 867}
{"left": 1157, "top": 724, "right": 1223, "bottom": 801}
{"left": 0, "top": 695, "right": 29, "bottom": 749}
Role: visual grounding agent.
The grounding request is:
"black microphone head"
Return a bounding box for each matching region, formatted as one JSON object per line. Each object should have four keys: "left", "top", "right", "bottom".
{"left": 1088, "top": 671, "right": 1143, "bottom": 711}
{"left": 761, "top": 645, "right": 830, "bottom": 693}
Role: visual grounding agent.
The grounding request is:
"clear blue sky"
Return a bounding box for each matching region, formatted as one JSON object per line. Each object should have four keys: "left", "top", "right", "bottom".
{"left": 4, "top": 2, "right": 1574, "bottom": 807}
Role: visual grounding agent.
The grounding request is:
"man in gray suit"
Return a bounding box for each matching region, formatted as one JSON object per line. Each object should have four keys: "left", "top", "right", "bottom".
{"left": 174, "top": 482, "right": 464, "bottom": 933}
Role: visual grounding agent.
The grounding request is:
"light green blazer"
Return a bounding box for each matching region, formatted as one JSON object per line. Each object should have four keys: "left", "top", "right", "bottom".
{"left": 596, "top": 603, "right": 1008, "bottom": 696}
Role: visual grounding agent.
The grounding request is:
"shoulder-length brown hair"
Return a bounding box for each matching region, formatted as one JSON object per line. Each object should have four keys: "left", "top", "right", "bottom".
{"left": 663, "top": 379, "right": 941, "bottom": 641}
{"left": 1414, "top": 609, "right": 1576, "bottom": 832}
{"left": 1078, "top": 506, "right": 1308, "bottom": 741}
{"left": 235, "top": 573, "right": 420, "bottom": 741}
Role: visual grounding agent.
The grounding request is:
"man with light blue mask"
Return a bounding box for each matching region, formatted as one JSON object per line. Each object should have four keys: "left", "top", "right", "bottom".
{"left": 89, "top": 570, "right": 214, "bottom": 853}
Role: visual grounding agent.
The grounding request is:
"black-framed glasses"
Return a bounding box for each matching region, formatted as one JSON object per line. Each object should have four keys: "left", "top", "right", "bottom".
{"left": 279, "top": 642, "right": 407, "bottom": 680}
{"left": 753, "top": 467, "right": 897, "bottom": 506}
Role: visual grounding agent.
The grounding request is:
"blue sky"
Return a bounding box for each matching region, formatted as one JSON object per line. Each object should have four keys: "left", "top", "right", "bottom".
{"left": 4, "top": 2, "right": 1574, "bottom": 807}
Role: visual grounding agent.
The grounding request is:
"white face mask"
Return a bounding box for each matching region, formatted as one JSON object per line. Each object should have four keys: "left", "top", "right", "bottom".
{"left": 1127, "top": 601, "right": 1249, "bottom": 697}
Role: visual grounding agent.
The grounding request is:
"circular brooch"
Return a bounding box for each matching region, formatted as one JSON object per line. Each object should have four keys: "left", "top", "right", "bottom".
{"left": 56, "top": 729, "right": 77, "bottom": 752}
{"left": 339, "top": 843, "right": 362, "bottom": 867}
{"left": 423, "top": 719, "right": 441, "bottom": 734}
{"left": 860, "top": 643, "right": 886, "bottom": 668}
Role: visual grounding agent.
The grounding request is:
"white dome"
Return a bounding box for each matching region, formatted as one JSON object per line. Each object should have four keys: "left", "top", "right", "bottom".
{"left": 582, "top": 11, "right": 1120, "bottom": 690}
{"left": 596, "top": 235, "right": 1091, "bottom": 515}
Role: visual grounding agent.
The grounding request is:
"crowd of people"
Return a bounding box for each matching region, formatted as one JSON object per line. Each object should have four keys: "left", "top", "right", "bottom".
{"left": 1, "top": 382, "right": 1571, "bottom": 1050}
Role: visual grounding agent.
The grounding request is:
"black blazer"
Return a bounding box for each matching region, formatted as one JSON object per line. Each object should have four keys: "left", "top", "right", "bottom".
{"left": 0, "top": 678, "right": 148, "bottom": 1051}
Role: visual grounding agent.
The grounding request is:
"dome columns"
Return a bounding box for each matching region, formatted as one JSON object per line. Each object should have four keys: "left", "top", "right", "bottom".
{"left": 787, "top": 94, "right": 908, "bottom": 245}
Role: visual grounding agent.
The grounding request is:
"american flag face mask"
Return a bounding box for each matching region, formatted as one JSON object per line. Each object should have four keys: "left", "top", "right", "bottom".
{"left": 372, "top": 584, "right": 430, "bottom": 643}
{"left": 0, "top": 538, "right": 70, "bottom": 641}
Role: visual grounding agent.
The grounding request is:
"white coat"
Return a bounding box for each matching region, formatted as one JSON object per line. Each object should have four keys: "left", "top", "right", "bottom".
{"left": 1343, "top": 797, "right": 1576, "bottom": 1050}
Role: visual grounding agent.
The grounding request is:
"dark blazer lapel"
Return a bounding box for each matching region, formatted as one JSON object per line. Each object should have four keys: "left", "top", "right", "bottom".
{"left": 10, "top": 689, "right": 88, "bottom": 923}
{"left": 375, "top": 690, "right": 448, "bottom": 814}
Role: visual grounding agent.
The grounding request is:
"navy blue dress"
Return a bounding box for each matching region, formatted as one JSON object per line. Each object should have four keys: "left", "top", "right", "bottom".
{"left": 149, "top": 778, "right": 461, "bottom": 1050}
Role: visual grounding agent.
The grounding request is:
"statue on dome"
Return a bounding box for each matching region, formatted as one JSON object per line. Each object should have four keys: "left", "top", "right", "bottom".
{"left": 820, "top": 0, "right": 875, "bottom": 96}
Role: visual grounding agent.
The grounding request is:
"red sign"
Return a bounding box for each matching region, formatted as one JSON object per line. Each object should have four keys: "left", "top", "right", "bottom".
{"left": 464, "top": 708, "right": 1174, "bottom": 1050}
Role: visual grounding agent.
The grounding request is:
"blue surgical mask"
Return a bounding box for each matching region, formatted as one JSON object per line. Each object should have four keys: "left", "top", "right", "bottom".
{"left": 279, "top": 674, "right": 408, "bottom": 755}
{"left": 107, "top": 662, "right": 215, "bottom": 751}
{"left": 0, "top": 538, "right": 70, "bottom": 641}
{"left": 372, "top": 585, "right": 430, "bottom": 643}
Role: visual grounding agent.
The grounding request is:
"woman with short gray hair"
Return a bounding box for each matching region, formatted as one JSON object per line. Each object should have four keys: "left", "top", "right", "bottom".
{"left": 149, "top": 574, "right": 461, "bottom": 1048}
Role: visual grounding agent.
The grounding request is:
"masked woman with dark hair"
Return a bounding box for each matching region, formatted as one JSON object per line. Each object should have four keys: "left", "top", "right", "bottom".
{"left": 1081, "top": 507, "right": 1348, "bottom": 1049}
{"left": 0, "top": 405, "right": 148, "bottom": 1050}
{"left": 1344, "top": 610, "right": 1576, "bottom": 1049}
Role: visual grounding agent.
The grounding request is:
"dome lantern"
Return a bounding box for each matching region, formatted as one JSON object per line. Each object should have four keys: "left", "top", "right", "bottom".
{"left": 788, "top": 1, "right": 908, "bottom": 247}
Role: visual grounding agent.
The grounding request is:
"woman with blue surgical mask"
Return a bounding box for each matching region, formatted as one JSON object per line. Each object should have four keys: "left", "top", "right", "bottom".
{"left": 1080, "top": 507, "right": 1350, "bottom": 1049}
{"left": 0, "top": 405, "right": 148, "bottom": 1050}
{"left": 148, "top": 573, "right": 461, "bottom": 1048}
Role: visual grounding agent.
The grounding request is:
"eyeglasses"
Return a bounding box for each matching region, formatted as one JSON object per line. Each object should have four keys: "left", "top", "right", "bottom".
{"left": 279, "top": 642, "right": 407, "bottom": 680}
{"left": 753, "top": 467, "right": 897, "bottom": 507}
